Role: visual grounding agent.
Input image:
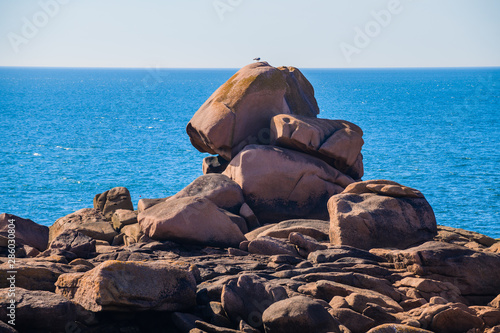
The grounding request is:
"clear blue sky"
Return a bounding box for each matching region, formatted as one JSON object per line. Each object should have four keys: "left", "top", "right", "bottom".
{"left": 0, "top": 0, "right": 499, "bottom": 68}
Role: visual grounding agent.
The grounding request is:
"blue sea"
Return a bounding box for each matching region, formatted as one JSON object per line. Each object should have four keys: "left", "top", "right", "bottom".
{"left": 0, "top": 67, "right": 499, "bottom": 238}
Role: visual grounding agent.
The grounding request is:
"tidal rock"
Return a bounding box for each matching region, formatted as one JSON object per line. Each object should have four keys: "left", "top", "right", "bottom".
{"left": 203, "top": 155, "right": 230, "bottom": 174}
{"left": 139, "top": 197, "right": 245, "bottom": 247}
{"left": 111, "top": 209, "right": 138, "bottom": 231}
{"left": 0, "top": 213, "right": 49, "bottom": 251}
{"left": 168, "top": 174, "right": 244, "bottom": 213}
{"left": 270, "top": 114, "right": 364, "bottom": 179}
{"left": 383, "top": 241, "right": 500, "bottom": 301}
{"left": 46, "top": 229, "right": 96, "bottom": 259}
{"left": 224, "top": 145, "right": 354, "bottom": 223}
{"left": 262, "top": 296, "right": 341, "bottom": 333}
{"left": 0, "top": 288, "right": 77, "bottom": 332}
{"left": 49, "top": 208, "right": 118, "bottom": 243}
{"left": 328, "top": 180, "right": 437, "bottom": 250}
{"left": 221, "top": 274, "right": 288, "bottom": 328}
{"left": 55, "top": 260, "right": 197, "bottom": 312}
{"left": 93, "top": 186, "right": 134, "bottom": 220}
{"left": 186, "top": 62, "right": 319, "bottom": 161}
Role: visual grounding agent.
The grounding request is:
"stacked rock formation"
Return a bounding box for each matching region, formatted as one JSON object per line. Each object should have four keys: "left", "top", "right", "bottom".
{"left": 1, "top": 63, "right": 499, "bottom": 333}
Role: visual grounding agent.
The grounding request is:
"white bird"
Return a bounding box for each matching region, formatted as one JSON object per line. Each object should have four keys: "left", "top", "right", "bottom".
{"left": 253, "top": 57, "right": 261, "bottom": 61}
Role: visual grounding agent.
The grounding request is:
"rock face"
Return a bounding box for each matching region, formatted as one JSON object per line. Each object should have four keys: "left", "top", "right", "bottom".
{"left": 203, "top": 155, "right": 230, "bottom": 174}
{"left": 0, "top": 213, "right": 49, "bottom": 251}
{"left": 223, "top": 145, "right": 354, "bottom": 223}
{"left": 221, "top": 274, "right": 288, "bottom": 328}
{"left": 55, "top": 260, "right": 197, "bottom": 312}
{"left": 383, "top": 241, "right": 500, "bottom": 300}
{"left": 93, "top": 186, "right": 134, "bottom": 220}
{"left": 49, "top": 208, "right": 118, "bottom": 243}
{"left": 0, "top": 288, "right": 77, "bottom": 332}
{"left": 270, "top": 114, "right": 364, "bottom": 179}
{"left": 138, "top": 196, "right": 246, "bottom": 247}
{"left": 168, "top": 174, "right": 244, "bottom": 213}
{"left": 328, "top": 180, "right": 437, "bottom": 250}
{"left": 262, "top": 296, "right": 341, "bottom": 333}
{"left": 47, "top": 229, "right": 96, "bottom": 259}
{"left": 186, "top": 62, "right": 319, "bottom": 161}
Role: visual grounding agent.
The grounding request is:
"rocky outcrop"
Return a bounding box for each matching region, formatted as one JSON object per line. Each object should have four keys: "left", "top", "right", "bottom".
{"left": 55, "top": 260, "right": 197, "bottom": 312}
{"left": 186, "top": 62, "right": 319, "bottom": 161}
{"left": 0, "top": 213, "right": 49, "bottom": 252}
{"left": 382, "top": 241, "right": 500, "bottom": 302}
{"left": 329, "top": 180, "right": 437, "bottom": 250}
{"left": 223, "top": 145, "right": 354, "bottom": 223}
{"left": 203, "top": 155, "right": 230, "bottom": 174}
{"left": 270, "top": 114, "right": 364, "bottom": 179}
{"left": 138, "top": 196, "right": 245, "bottom": 247}
{"left": 2, "top": 63, "right": 500, "bottom": 333}
{"left": 49, "top": 208, "right": 117, "bottom": 243}
{"left": 93, "top": 186, "right": 134, "bottom": 220}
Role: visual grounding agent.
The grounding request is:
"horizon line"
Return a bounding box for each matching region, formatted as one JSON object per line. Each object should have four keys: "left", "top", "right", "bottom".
{"left": 1, "top": 65, "right": 500, "bottom": 70}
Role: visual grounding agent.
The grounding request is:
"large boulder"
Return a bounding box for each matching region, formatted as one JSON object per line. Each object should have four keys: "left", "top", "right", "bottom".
{"left": 223, "top": 145, "right": 354, "bottom": 224}
{"left": 49, "top": 208, "right": 118, "bottom": 243}
{"left": 0, "top": 213, "right": 49, "bottom": 251}
{"left": 262, "top": 296, "right": 342, "bottom": 333}
{"left": 270, "top": 114, "right": 364, "bottom": 179}
{"left": 55, "top": 260, "right": 197, "bottom": 312}
{"left": 328, "top": 180, "right": 437, "bottom": 250}
{"left": 186, "top": 62, "right": 319, "bottom": 161}
{"left": 93, "top": 187, "right": 134, "bottom": 220}
{"left": 138, "top": 197, "right": 246, "bottom": 247}
{"left": 167, "top": 174, "right": 244, "bottom": 213}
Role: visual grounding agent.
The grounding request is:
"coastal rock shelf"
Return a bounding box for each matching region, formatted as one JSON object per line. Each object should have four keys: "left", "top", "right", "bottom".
{"left": 1, "top": 62, "right": 499, "bottom": 333}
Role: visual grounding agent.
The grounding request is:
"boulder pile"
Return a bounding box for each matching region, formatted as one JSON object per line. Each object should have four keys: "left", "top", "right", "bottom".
{"left": 1, "top": 62, "right": 499, "bottom": 333}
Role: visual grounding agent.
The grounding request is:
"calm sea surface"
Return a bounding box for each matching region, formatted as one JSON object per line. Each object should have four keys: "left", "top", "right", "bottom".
{"left": 0, "top": 67, "right": 499, "bottom": 237}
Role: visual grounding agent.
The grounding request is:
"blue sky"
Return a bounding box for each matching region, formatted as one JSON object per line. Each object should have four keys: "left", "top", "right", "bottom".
{"left": 0, "top": 0, "right": 499, "bottom": 68}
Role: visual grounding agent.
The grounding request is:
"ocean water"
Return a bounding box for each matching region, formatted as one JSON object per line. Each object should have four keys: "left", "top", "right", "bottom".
{"left": 0, "top": 67, "right": 499, "bottom": 238}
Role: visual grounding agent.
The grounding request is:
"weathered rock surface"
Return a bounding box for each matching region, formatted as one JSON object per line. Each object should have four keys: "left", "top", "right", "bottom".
{"left": 383, "top": 241, "right": 500, "bottom": 301}
{"left": 246, "top": 219, "right": 329, "bottom": 241}
{"left": 0, "top": 288, "right": 78, "bottom": 332}
{"left": 49, "top": 208, "right": 117, "bottom": 243}
{"left": 221, "top": 274, "right": 288, "bottom": 328}
{"left": 93, "top": 186, "right": 134, "bottom": 219}
{"left": 224, "top": 145, "right": 354, "bottom": 223}
{"left": 262, "top": 296, "right": 341, "bottom": 333}
{"left": 46, "top": 229, "right": 96, "bottom": 259}
{"left": 168, "top": 174, "right": 244, "bottom": 213}
{"left": 0, "top": 213, "right": 49, "bottom": 251}
{"left": 187, "top": 62, "right": 319, "bottom": 161}
{"left": 139, "top": 196, "right": 246, "bottom": 247}
{"left": 329, "top": 180, "right": 437, "bottom": 250}
{"left": 270, "top": 114, "right": 364, "bottom": 179}
{"left": 55, "top": 260, "right": 197, "bottom": 312}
